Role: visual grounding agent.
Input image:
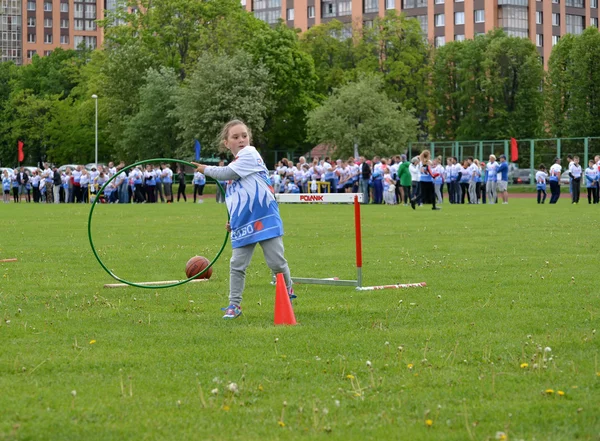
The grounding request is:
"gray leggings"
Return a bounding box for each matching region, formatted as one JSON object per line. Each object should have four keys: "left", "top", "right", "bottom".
{"left": 468, "top": 181, "right": 477, "bottom": 203}
{"left": 229, "top": 236, "right": 292, "bottom": 307}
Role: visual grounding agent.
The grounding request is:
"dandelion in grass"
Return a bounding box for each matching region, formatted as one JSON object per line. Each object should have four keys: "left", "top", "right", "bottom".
{"left": 425, "top": 419, "right": 433, "bottom": 427}
{"left": 258, "top": 384, "right": 264, "bottom": 391}
{"left": 545, "top": 389, "right": 554, "bottom": 395}
{"left": 520, "top": 363, "right": 529, "bottom": 369}
{"left": 89, "top": 340, "right": 96, "bottom": 344}
{"left": 346, "top": 374, "right": 355, "bottom": 380}
{"left": 558, "top": 390, "right": 565, "bottom": 396}
{"left": 228, "top": 382, "right": 238, "bottom": 394}
{"left": 407, "top": 363, "right": 414, "bottom": 370}
{"left": 222, "top": 405, "right": 230, "bottom": 411}
{"left": 278, "top": 421, "right": 285, "bottom": 427}
{"left": 211, "top": 388, "right": 219, "bottom": 395}
{"left": 495, "top": 431, "right": 507, "bottom": 440}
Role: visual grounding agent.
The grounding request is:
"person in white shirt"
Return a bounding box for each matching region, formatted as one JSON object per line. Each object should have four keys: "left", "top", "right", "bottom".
{"left": 161, "top": 163, "right": 173, "bottom": 203}
{"left": 80, "top": 169, "right": 90, "bottom": 203}
{"left": 535, "top": 164, "right": 548, "bottom": 204}
{"left": 486, "top": 155, "right": 499, "bottom": 204}
{"left": 409, "top": 157, "right": 421, "bottom": 205}
{"left": 568, "top": 156, "right": 582, "bottom": 204}
{"left": 549, "top": 157, "right": 562, "bottom": 204}
{"left": 585, "top": 159, "right": 599, "bottom": 204}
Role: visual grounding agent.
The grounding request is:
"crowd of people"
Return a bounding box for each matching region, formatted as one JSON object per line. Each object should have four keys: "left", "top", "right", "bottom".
{"left": 1, "top": 161, "right": 212, "bottom": 204}
{"left": 4, "top": 153, "right": 599, "bottom": 206}
{"left": 271, "top": 153, "right": 600, "bottom": 207}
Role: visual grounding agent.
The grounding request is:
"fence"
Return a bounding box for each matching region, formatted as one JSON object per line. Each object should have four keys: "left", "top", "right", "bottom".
{"left": 408, "top": 137, "right": 600, "bottom": 184}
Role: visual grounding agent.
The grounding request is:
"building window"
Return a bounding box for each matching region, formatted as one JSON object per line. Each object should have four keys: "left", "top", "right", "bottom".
{"left": 364, "top": 19, "right": 374, "bottom": 28}
{"left": 386, "top": 0, "right": 395, "bottom": 9}
{"left": 552, "top": 0, "right": 558, "bottom": 3}
{"left": 286, "top": 7, "right": 294, "bottom": 19}
{"left": 27, "top": 17, "right": 35, "bottom": 26}
{"left": 592, "top": 0, "right": 598, "bottom": 7}
{"left": 85, "top": 4, "right": 96, "bottom": 19}
{"left": 27, "top": 49, "right": 36, "bottom": 59}
{"left": 61, "top": 19, "right": 69, "bottom": 28}
{"left": 241, "top": 0, "right": 246, "bottom": 5}
{"left": 566, "top": 14, "right": 584, "bottom": 34}
{"left": 44, "top": 2, "right": 52, "bottom": 11}
{"left": 75, "top": 3, "right": 84, "bottom": 18}
{"left": 44, "top": 33, "right": 52, "bottom": 43}
{"left": 498, "top": 5, "right": 528, "bottom": 38}
{"left": 475, "top": 9, "right": 485, "bottom": 22}
{"left": 434, "top": 36, "right": 445, "bottom": 47}
{"left": 44, "top": 18, "right": 52, "bottom": 27}
{"left": 86, "top": 36, "right": 96, "bottom": 49}
{"left": 339, "top": 1, "right": 351, "bottom": 14}
{"left": 552, "top": 13, "right": 560, "bottom": 26}
{"left": 75, "top": 19, "right": 84, "bottom": 30}
{"left": 455, "top": 34, "right": 465, "bottom": 41}
{"left": 44, "top": 50, "right": 52, "bottom": 56}
{"left": 364, "top": 0, "right": 378, "bottom": 13}
{"left": 27, "top": 33, "right": 35, "bottom": 42}
{"left": 435, "top": 13, "right": 445, "bottom": 26}
{"left": 536, "top": 11, "right": 542, "bottom": 24}
{"left": 591, "top": 17, "right": 598, "bottom": 27}
{"left": 415, "top": 15, "right": 427, "bottom": 34}
{"left": 403, "top": 0, "right": 426, "bottom": 7}
{"left": 455, "top": 11, "right": 465, "bottom": 25}
{"left": 552, "top": 35, "right": 560, "bottom": 45}
{"left": 455, "top": 0, "right": 464, "bottom": 3}
{"left": 60, "top": 2, "right": 68, "bottom": 11}
{"left": 307, "top": 5, "right": 315, "bottom": 17}
{"left": 435, "top": 0, "right": 444, "bottom": 3}
{"left": 60, "top": 34, "right": 69, "bottom": 44}
{"left": 322, "top": 1, "right": 335, "bottom": 17}
{"left": 85, "top": 20, "right": 96, "bottom": 30}
{"left": 565, "top": 0, "right": 584, "bottom": 6}
{"left": 536, "top": 33, "right": 543, "bottom": 46}
{"left": 27, "top": 1, "right": 35, "bottom": 10}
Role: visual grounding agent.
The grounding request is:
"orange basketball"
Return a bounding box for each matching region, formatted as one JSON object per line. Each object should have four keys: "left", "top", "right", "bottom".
{"left": 185, "top": 256, "right": 212, "bottom": 279}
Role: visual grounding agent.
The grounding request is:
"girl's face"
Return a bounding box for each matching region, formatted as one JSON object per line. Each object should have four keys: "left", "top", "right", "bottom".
{"left": 224, "top": 124, "right": 250, "bottom": 155}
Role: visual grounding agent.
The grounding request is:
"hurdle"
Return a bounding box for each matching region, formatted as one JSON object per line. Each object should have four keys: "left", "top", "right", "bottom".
{"left": 104, "top": 279, "right": 209, "bottom": 289}
{"left": 275, "top": 193, "right": 426, "bottom": 291}
{"left": 0, "top": 258, "right": 18, "bottom": 263}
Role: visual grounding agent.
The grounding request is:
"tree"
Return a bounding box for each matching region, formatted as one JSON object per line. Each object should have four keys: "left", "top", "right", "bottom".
{"left": 565, "top": 27, "right": 600, "bottom": 137}
{"left": 545, "top": 34, "right": 576, "bottom": 138}
{"left": 246, "top": 23, "right": 318, "bottom": 153}
{"left": 120, "top": 67, "right": 179, "bottom": 161}
{"left": 306, "top": 76, "right": 418, "bottom": 158}
{"left": 172, "top": 51, "right": 273, "bottom": 158}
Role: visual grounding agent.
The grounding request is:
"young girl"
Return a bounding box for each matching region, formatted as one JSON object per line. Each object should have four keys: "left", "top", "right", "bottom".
{"left": 2, "top": 170, "right": 10, "bottom": 203}
{"left": 535, "top": 164, "right": 548, "bottom": 204}
{"left": 585, "top": 159, "right": 599, "bottom": 204}
{"left": 193, "top": 169, "right": 206, "bottom": 203}
{"left": 383, "top": 168, "right": 396, "bottom": 205}
{"left": 192, "top": 120, "right": 294, "bottom": 319}
{"left": 569, "top": 156, "right": 582, "bottom": 204}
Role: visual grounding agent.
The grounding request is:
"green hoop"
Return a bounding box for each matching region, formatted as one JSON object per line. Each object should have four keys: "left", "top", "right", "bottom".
{"left": 87, "top": 158, "right": 229, "bottom": 289}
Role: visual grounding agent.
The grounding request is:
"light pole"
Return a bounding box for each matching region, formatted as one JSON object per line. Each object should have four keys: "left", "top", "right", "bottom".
{"left": 91, "top": 94, "right": 98, "bottom": 165}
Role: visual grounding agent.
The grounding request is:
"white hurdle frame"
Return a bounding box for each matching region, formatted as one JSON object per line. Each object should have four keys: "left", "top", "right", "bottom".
{"left": 275, "top": 193, "right": 426, "bottom": 291}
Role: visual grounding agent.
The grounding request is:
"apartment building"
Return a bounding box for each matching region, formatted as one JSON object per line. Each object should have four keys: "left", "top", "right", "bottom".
{"left": 245, "top": 0, "right": 600, "bottom": 66}
{"left": 1, "top": 0, "right": 106, "bottom": 65}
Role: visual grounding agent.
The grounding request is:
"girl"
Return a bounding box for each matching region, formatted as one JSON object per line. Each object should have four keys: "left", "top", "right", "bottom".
{"left": 473, "top": 159, "right": 482, "bottom": 204}
{"left": 569, "top": 156, "right": 582, "bottom": 204}
{"left": 144, "top": 164, "right": 156, "bottom": 203}
{"left": 383, "top": 168, "right": 396, "bottom": 205}
{"left": 585, "top": 160, "right": 598, "bottom": 204}
{"left": 459, "top": 160, "right": 470, "bottom": 204}
{"left": 80, "top": 169, "right": 90, "bottom": 203}
{"left": 2, "top": 170, "right": 10, "bottom": 203}
{"left": 411, "top": 150, "right": 440, "bottom": 210}
{"left": 535, "top": 164, "right": 548, "bottom": 204}
{"left": 192, "top": 120, "right": 294, "bottom": 319}
{"left": 31, "top": 169, "right": 40, "bottom": 203}
{"left": 193, "top": 168, "right": 206, "bottom": 203}
{"left": 11, "top": 171, "right": 19, "bottom": 202}
{"left": 432, "top": 156, "right": 444, "bottom": 205}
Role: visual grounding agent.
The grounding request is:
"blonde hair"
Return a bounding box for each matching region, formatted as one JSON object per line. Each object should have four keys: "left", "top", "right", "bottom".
{"left": 420, "top": 150, "right": 431, "bottom": 164}
{"left": 218, "top": 119, "right": 252, "bottom": 150}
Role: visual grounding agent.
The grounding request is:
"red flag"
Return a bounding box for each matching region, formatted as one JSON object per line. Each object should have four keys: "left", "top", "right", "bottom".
{"left": 510, "top": 138, "right": 518, "bottom": 162}
{"left": 17, "top": 140, "right": 24, "bottom": 162}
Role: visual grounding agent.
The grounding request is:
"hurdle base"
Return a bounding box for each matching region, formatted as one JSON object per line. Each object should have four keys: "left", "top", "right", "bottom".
{"left": 292, "top": 277, "right": 357, "bottom": 287}
{"left": 356, "top": 282, "right": 427, "bottom": 291}
{"left": 104, "top": 279, "right": 209, "bottom": 288}
{"left": 0, "top": 258, "right": 18, "bottom": 263}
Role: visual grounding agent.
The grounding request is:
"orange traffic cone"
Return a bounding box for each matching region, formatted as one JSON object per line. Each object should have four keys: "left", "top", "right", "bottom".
{"left": 274, "top": 273, "right": 297, "bottom": 326}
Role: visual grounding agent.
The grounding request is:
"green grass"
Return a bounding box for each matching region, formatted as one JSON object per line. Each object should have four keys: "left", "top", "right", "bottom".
{"left": 1, "top": 200, "right": 599, "bottom": 441}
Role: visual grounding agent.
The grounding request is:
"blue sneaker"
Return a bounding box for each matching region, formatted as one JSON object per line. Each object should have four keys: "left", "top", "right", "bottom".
{"left": 288, "top": 288, "right": 297, "bottom": 303}
{"left": 221, "top": 304, "right": 242, "bottom": 319}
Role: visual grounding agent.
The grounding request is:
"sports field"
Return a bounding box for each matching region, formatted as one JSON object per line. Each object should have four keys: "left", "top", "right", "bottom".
{"left": 1, "top": 200, "right": 599, "bottom": 440}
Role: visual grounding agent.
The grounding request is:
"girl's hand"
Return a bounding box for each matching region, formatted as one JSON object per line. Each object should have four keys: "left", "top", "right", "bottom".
{"left": 191, "top": 162, "right": 205, "bottom": 173}
{"left": 225, "top": 222, "right": 231, "bottom": 233}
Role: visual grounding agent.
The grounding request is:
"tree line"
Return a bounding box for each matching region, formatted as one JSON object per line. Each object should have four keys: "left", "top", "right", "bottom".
{"left": 0, "top": 0, "right": 599, "bottom": 167}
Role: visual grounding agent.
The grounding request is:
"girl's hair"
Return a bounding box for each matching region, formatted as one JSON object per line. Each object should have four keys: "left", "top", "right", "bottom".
{"left": 219, "top": 119, "right": 252, "bottom": 149}
{"left": 539, "top": 163, "right": 546, "bottom": 170}
{"left": 473, "top": 159, "right": 480, "bottom": 166}
{"left": 420, "top": 150, "right": 431, "bottom": 163}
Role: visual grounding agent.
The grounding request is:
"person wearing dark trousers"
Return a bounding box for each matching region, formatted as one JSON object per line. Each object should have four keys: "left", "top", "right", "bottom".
{"left": 16, "top": 167, "right": 29, "bottom": 202}
{"left": 549, "top": 157, "right": 562, "bottom": 204}
{"left": 585, "top": 160, "right": 599, "bottom": 204}
{"left": 177, "top": 168, "right": 187, "bottom": 202}
{"left": 372, "top": 157, "right": 383, "bottom": 204}
{"left": 569, "top": 156, "right": 582, "bottom": 204}
{"left": 535, "top": 164, "right": 548, "bottom": 204}
{"left": 359, "top": 157, "right": 371, "bottom": 204}
{"left": 398, "top": 155, "right": 411, "bottom": 206}
{"left": 193, "top": 170, "right": 206, "bottom": 203}
{"left": 411, "top": 150, "right": 440, "bottom": 211}
{"left": 144, "top": 165, "right": 156, "bottom": 203}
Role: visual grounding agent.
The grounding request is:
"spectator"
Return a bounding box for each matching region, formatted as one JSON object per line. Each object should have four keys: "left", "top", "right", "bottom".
{"left": 176, "top": 167, "right": 187, "bottom": 202}
{"left": 569, "top": 156, "right": 582, "bottom": 204}
{"left": 497, "top": 155, "right": 509, "bottom": 204}
{"left": 486, "top": 155, "right": 499, "bottom": 204}
{"left": 398, "top": 154, "right": 411, "bottom": 206}
{"left": 548, "top": 157, "right": 562, "bottom": 204}
{"left": 359, "top": 156, "right": 371, "bottom": 204}
{"left": 52, "top": 166, "right": 61, "bottom": 203}
{"left": 585, "top": 159, "right": 598, "bottom": 204}
{"left": 536, "top": 164, "right": 548, "bottom": 204}
{"left": 2, "top": 169, "right": 10, "bottom": 203}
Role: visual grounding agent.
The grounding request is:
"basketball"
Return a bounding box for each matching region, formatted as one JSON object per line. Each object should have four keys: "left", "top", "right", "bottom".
{"left": 185, "top": 256, "right": 212, "bottom": 279}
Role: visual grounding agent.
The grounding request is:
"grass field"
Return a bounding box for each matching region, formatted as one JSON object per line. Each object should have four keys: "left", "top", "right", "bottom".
{"left": 1, "top": 199, "right": 599, "bottom": 441}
